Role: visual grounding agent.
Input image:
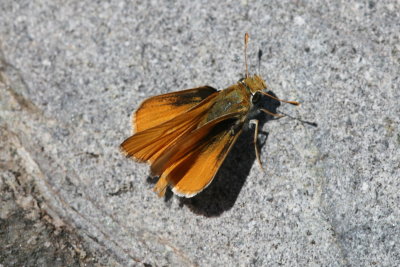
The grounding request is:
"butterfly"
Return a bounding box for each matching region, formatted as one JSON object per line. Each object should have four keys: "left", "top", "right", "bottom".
{"left": 120, "top": 33, "right": 300, "bottom": 197}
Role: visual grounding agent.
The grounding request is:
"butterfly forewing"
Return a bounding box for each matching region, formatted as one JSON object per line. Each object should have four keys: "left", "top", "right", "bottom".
{"left": 134, "top": 86, "right": 217, "bottom": 133}
{"left": 120, "top": 91, "right": 219, "bottom": 163}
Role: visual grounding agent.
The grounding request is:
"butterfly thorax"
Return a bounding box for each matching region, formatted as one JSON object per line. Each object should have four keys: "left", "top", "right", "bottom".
{"left": 198, "top": 76, "right": 267, "bottom": 127}
{"left": 240, "top": 75, "right": 267, "bottom": 94}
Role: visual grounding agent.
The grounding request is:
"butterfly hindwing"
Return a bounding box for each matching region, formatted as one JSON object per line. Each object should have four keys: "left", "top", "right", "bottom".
{"left": 151, "top": 112, "right": 245, "bottom": 197}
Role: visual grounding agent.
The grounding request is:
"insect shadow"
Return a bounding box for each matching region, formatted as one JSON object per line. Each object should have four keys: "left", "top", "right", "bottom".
{"left": 145, "top": 90, "right": 282, "bottom": 217}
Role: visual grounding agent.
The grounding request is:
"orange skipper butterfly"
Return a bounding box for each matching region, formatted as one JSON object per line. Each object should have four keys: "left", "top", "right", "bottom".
{"left": 121, "top": 33, "right": 300, "bottom": 197}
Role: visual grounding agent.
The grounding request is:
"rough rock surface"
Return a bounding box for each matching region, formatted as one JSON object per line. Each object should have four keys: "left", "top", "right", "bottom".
{"left": 1, "top": 1, "right": 399, "bottom": 266}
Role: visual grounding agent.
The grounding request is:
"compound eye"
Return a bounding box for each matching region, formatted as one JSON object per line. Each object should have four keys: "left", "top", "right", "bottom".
{"left": 252, "top": 91, "right": 261, "bottom": 104}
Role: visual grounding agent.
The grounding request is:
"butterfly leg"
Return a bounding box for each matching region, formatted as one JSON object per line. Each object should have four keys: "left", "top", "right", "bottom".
{"left": 249, "top": 119, "right": 264, "bottom": 171}
{"left": 261, "top": 109, "right": 318, "bottom": 127}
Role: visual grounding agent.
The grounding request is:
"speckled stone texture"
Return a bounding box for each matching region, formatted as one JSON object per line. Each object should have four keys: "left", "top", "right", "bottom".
{"left": 1, "top": 1, "right": 399, "bottom": 266}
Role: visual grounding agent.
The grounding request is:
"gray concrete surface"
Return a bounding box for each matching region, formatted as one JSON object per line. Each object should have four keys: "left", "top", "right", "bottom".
{"left": 1, "top": 1, "right": 399, "bottom": 266}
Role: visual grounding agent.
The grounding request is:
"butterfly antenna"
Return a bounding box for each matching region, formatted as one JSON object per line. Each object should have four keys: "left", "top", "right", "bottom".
{"left": 244, "top": 33, "right": 249, "bottom": 78}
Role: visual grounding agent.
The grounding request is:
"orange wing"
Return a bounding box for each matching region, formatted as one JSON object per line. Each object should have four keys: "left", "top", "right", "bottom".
{"left": 120, "top": 91, "right": 219, "bottom": 163}
{"left": 151, "top": 113, "right": 245, "bottom": 197}
{"left": 133, "top": 86, "right": 217, "bottom": 133}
